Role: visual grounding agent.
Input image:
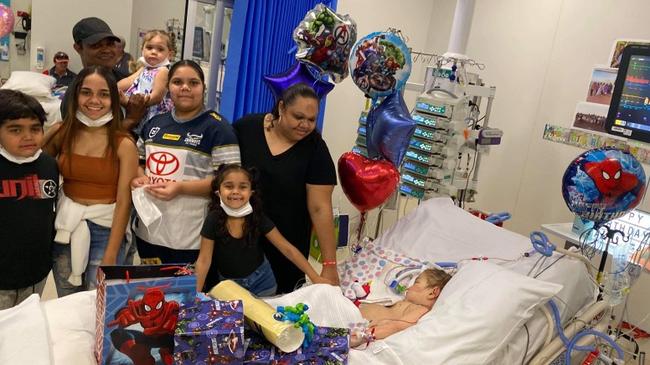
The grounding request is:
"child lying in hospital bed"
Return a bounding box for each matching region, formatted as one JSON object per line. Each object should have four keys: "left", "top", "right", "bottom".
{"left": 350, "top": 268, "right": 451, "bottom": 347}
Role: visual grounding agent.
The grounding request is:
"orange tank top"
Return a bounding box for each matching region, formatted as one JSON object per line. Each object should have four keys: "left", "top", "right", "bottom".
{"left": 57, "top": 136, "right": 125, "bottom": 202}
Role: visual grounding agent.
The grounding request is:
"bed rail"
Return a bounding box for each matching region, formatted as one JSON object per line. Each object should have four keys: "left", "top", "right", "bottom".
{"left": 529, "top": 299, "right": 610, "bottom": 365}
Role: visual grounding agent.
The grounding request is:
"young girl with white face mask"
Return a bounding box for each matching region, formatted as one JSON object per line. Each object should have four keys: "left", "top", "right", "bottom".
{"left": 44, "top": 65, "right": 139, "bottom": 296}
{"left": 118, "top": 29, "right": 175, "bottom": 134}
{"left": 194, "top": 164, "right": 333, "bottom": 296}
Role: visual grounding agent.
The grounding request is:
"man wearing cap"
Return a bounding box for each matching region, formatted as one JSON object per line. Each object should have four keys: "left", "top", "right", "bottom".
{"left": 72, "top": 17, "right": 122, "bottom": 71}
{"left": 43, "top": 52, "right": 77, "bottom": 88}
{"left": 61, "top": 17, "right": 146, "bottom": 127}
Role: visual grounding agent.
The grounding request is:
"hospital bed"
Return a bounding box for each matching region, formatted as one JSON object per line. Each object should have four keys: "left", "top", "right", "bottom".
{"left": 0, "top": 198, "right": 603, "bottom": 365}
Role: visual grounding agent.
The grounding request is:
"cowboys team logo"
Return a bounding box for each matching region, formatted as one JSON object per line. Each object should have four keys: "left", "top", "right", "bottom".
{"left": 41, "top": 180, "right": 57, "bottom": 198}
{"left": 147, "top": 151, "right": 180, "bottom": 176}
{"left": 149, "top": 127, "right": 160, "bottom": 138}
{"left": 184, "top": 132, "right": 203, "bottom": 147}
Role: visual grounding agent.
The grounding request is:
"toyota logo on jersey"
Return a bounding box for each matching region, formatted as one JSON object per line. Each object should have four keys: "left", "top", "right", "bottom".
{"left": 147, "top": 152, "right": 180, "bottom": 176}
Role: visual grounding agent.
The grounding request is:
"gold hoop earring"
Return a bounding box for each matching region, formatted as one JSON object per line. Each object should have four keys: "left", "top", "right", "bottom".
{"left": 264, "top": 113, "right": 274, "bottom": 131}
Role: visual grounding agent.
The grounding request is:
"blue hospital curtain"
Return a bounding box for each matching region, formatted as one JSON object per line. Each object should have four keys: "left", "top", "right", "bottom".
{"left": 221, "top": 0, "right": 337, "bottom": 130}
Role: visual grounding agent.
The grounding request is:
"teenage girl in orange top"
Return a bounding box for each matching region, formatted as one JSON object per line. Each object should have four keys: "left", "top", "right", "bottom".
{"left": 44, "top": 65, "right": 138, "bottom": 296}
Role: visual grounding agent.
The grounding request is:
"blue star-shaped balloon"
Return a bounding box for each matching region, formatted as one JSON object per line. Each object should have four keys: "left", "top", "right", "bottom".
{"left": 366, "top": 91, "right": 416, "bottom": 166}
{"left": 263, "top": 62, "right": 335, "bottom": 99}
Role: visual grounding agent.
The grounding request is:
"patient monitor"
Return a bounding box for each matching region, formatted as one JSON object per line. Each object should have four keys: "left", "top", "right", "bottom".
{"left": 398, "top": 65, "right": 501, "bottom": 205}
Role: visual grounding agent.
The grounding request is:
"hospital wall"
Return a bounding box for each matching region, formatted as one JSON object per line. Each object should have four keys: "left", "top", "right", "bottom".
{"left": 129, "top": 0, "right": 186, "bottom": 60}
{"left": 324, "top": 0, "right": 650, "bottom": 331}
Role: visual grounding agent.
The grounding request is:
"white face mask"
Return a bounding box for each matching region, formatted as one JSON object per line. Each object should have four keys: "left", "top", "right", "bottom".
{"left": 0, "top": 144, "right": 41, "bottom": 164}
{"left": 219, "top": 196, "right": 253, "bottom": 218}
{"left": 138, "top": 56, "right": 171, "bottom": 69}
{"left": 76, "top": 110, "right": 113, "bottom": 127}
{"left": 131, "top": 187, "right": 162, "bottom": 227}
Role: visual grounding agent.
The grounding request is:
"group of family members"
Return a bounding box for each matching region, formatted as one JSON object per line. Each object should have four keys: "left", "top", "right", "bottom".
{"left": 0, "top": 16, "right": 339, "bottom": 309}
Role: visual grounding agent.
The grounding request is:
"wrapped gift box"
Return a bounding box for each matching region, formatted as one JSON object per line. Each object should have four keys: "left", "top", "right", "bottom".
{"left": 244, "top": 326, "right": 349, "bottom": 364}
{"left": 174, "top": 299, "right": 245, "bottom": 364}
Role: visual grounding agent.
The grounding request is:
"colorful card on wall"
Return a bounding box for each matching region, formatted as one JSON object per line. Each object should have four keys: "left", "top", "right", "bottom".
{"left": 609, "top": 39, "right": 650, "bottom": 68}
{"left": 543, "top": 123, "right": 650, "bottom": 165}
{"left": 572, "top": 101, "right": 610, "bottom": 133}
{"left": 586, "top": 67, "right": 617, "bottom": 105}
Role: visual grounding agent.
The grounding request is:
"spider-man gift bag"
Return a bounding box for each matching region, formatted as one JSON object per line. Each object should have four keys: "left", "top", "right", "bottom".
{"left": 95, "top": 265, "right": 196, "bottom": 365}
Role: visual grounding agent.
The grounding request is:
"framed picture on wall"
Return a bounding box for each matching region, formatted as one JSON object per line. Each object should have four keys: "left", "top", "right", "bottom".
{"left": 609, "top": 39, "right": 650, "bottom": 68}
{"left": 572, "top": 101, "right": 609, "bottom": 133}
{"left": 586, "top": 67, "right": 617, "bottom": 105}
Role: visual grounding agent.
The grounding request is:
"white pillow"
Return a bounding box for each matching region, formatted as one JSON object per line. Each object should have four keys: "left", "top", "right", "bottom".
{"left": 1, "top": 71, "right": 56, "bottom": 97}
{"left": 41, "top": 290, "right": 97, "bottom": 365}
{"left": 0, "top": 294, "right": 51, "bottom": 365}
{"left": 383, "top": 261, "right": 563, "bottom": 365}
{"left": 377, "top": 198, "right": 530, "bottom": 262}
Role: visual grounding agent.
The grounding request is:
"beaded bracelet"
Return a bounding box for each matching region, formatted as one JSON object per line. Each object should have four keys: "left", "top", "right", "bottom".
{"left": 322, "top": 260, "right": 337, "bottom": 266}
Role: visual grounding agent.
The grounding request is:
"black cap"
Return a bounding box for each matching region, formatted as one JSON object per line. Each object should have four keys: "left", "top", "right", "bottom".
{"left": 72, "top": 17, "right": 120, "bottom": 46}
{"left": 53, "top": 51, "right": 69, "bottom": 61}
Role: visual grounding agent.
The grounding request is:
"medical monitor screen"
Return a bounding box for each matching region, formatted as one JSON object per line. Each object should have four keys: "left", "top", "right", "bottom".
{"left": 606, "top": 45, "right": 650, "bottom": 142}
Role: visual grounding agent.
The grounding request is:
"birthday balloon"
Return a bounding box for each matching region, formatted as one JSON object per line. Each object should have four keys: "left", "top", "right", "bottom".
{"left": 349, "top": 31, "right": 412, "bottom": 99}
{"left": 562, "top": 147, "right": 646, "bottom": 224}
{"left": 0, "top": 4, "right": 14, "bottom": 38}
{"left": 338, "top": 152, "right": 399, "bottom": 212}
{"left": 263, "top": 62, "right": 334, "bottom": 100}
{"left": 366, "top": 91, "right": 415, "bottom": 166}
{"left": 293, "top": 4, "right": 356, "bottom": 83}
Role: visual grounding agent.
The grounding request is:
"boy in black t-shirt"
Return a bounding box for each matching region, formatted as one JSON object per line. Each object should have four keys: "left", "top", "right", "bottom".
{"left": 0, "top": 90, "right": 59, "bottom": 309}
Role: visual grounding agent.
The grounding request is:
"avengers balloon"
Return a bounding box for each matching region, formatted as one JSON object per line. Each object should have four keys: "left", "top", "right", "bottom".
{"left": 562, "top": 147, "right": 646, "bottom": 224}
{"left": 349, "top": 31, "right": 412, "bottom": 99}
{"left": 293, "top": 4, "right": 357, "bottom": 83}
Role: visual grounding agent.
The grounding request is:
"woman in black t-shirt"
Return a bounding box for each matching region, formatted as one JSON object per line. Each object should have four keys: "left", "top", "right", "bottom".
{"left": 233, "top": 83, "right": 339, "bottom": 293}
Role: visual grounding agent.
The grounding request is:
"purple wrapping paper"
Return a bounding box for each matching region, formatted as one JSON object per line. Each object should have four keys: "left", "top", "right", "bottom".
{"left": 174, "top": 299, "right": 245, "bottom": 364}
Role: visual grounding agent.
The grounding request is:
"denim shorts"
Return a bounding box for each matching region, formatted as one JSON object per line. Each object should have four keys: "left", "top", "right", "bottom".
{"left": 219, "top": 257, "right": 277, "bottom": 297}
{"left": 52, "top": 220, "right": 130, "bottom": 297}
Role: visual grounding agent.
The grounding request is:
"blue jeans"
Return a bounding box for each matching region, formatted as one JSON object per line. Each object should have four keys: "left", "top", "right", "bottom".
{"left": 52, "top": 220, "right": 130, "bottom": 297}
{"left": 219, "top": 258, "right": 277, "bottom": 297}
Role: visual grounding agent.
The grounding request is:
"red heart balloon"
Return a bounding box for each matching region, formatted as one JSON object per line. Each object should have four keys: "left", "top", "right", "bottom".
{"left": 338, "top": 152, "right": 400, "bottom": 212}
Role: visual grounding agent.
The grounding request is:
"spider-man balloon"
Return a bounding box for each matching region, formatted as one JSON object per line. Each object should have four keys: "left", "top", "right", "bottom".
{"left": 562, "top": 147, "right": 646, "bottom": 224}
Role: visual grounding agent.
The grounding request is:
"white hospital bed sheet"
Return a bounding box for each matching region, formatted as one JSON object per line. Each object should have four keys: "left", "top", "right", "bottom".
{"left": 42, "top": 290, "right": 96, "bottom": 365}
{"left": 377, "top": 198, "right": 531, "bottom": 262}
